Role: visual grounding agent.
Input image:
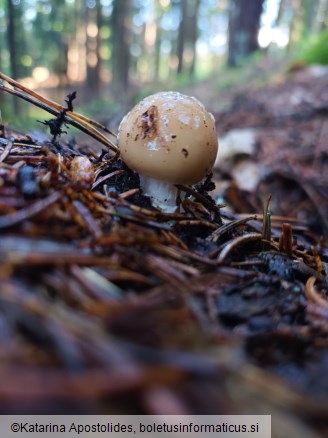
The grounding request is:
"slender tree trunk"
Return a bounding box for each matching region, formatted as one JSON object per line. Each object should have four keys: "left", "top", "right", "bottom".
{"left": 274, "top": 0, "right": 286, "bottom": 26}
{"left": 177, "top": 0, "right": 201, "bottom": 76}
{"left": 154, "top": 27, "right": 162, "bottom": 80}
{"left": 177, "top": 0, "right": 188, "bottom": 74}
{"left": 0, "top": 31, "right": 2, "bottom": 72}
{"left": 76, "top": 0, "right": 87, "bottom": 82}
{"left": 6, "top": 0, "right": 20, "bottom": 114}
{"left": 95, "top": 0, "right": 102, "bottom": 88}
{"left": 227, "top": 0, "right": 264, "bottom": 67}
{"left": 48, "top": 0, "right": 69, "bottom": 86}
{"left": 144, "top": 0, "right": 157, "bottom": 81}
{"left": 86, "top": 0, "right": 102, "bottom": 94}
{"left": 317, "top": 0, "right": 328, "bottom": 31}
{"left": 111, "top": 0, "right": 132, "bottom": 99}
{"left": 189, "top": 0, "right": 201, "bottom": 78}
{"left": 153, "top": 0, "right": 164, "bottom": 80}
{"left": 324, "top": 1, "right": 328, "bottom": 30}
{"left": 301, "top": 0, "right": 317, "bottom": 35}
{"left": 287, "top": 0, "right": 303, "bottom": 51}
{"left": 6, "top": 0, "right": 18, "bottom": 79}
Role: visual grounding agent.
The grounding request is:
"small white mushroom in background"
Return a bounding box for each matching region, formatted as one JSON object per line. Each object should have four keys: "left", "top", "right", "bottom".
{"left": 70, "top": 156, "right": 94, "bottom": 185}
{"left": 118, "top": 91, "right": 218, "bottom": 212}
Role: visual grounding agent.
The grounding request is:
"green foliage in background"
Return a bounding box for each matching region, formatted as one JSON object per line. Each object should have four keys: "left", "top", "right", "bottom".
{"left": 297, "top": 29, "right": 328, "bottom": 65}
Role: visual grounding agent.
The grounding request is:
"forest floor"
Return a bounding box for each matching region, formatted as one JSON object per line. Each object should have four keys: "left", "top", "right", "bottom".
{"left": 0, "top": 62, "right": 327, "bottom": 437}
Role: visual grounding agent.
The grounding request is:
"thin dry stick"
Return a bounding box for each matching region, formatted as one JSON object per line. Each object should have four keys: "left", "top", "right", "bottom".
{"left": 0, "top": 139, "right": 13, "bottom": 162}
{"left": 174, "top": 219, "right": 217, "bottom": 229}
{"left": 217, "top": 233, "right": 263, "bottom": 262}
{"left": 176, "top": 184, "right": 223, "bottom": 212}
{"left": 304, "top": 276, "right": 328, "bottom": 309}
{"left": 208, "top": 215, "right": 257, "bottom": 243}
{"left": 91, "top": 170, "right": 125, "bottom": 191}
{"left": 279, "top": 222, "right": 293, "bottom": 256}
{"left": 0, "top": 71, "right": 117, "bottom": 137}
{"left": 0, "top": 83, "right": 117, "bottom": 152}
{"left": 0, "top": 73, "right": 118, "bottom": 152}
{"left": 237, "top": 213, "right": 308, "bottom": 224}
{"left": 119, "top": 188, "right": 140, "bottom": 199}
{"left": 0, "top": 191, "right": 61, "bottom": 229}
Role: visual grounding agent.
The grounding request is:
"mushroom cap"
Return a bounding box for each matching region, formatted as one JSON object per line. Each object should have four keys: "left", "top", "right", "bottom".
{"left": 118, "top": 91, "right": 218, "bottom": 184}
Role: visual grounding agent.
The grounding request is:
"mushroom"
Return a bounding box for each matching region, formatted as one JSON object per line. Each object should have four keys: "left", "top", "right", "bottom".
{"left": 70, "top": 156, "right": 95, "bottom": 185}
{"left": 118, "top": 91, "right": 218, "bottom": 212}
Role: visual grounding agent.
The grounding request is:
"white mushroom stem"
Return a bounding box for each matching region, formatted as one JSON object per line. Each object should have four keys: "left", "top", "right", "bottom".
{"left": 139, "top": 175, "right": 179, "bottom": 213}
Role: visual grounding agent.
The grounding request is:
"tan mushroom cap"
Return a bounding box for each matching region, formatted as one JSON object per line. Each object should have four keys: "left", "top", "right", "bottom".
{"left": 118, "top": 91, "right": 218, "bottom": 184}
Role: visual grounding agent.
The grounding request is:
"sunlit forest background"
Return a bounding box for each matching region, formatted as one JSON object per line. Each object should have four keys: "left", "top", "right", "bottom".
{"left": 1, "top": 0, "right": 328, "bottom": 127}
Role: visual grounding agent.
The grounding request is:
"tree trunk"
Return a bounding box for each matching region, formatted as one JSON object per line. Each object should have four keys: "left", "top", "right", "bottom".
{"left": 74, "top": 0, "right": 87, "bottom": 83}
{"left": 177, "top": 0, "right": 188, "bottom": 74}
{"left": 227, "top": 0, "right": 264, "bottom": 67}
{"left": 154, "top": 26, "right": 162, "bottom": 80}
{"left": 177, "top": 0, "right": 201, "bottom": 77}
{"left": 317, "top": 0, "right": 328, "bottom": 31}
{"left": 287, "top": 0, "right": 303, "bottom": 51}
{"left": 274, "top": 0, "right": 286, "bottom": 26}
{"left": 111, "top": 0, "right": 132, "bottom": 99}
{"left": 0, "top": 30, "right": 2, "bottom": 72}
{"left": 189, "top": 0, "right": 201, "bottom": 78}
{"left": 95, "top": 0, "right": 102, "bottom": 88}
{"left": 301, "top": 0, "right": 317, "bottom": 35}
{"left": 6, "top": 0, "right": 19, "bottom": 79}
{"left": 6, "top": 0, "right": 21, "bottom": 114}
{"left": 49, "top": 0, "right": 69, "bottom": 86}
{"left": 86, "top": 0, "right": 102, "bottom": 94}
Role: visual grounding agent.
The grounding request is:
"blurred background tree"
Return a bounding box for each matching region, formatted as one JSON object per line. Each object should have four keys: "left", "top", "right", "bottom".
{"left": 227, "top": 0, "right": 264, "bottom": 66}
{"left": 111, "top": 0, "right": 132, "bottom": 99}
{"left": 0, "top": 0, "right": 327, "bottom": 122}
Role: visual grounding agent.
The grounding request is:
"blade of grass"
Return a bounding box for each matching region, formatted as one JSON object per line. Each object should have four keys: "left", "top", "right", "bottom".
{"left": 262, "top": 194, "right": 272, "bottom": 250}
